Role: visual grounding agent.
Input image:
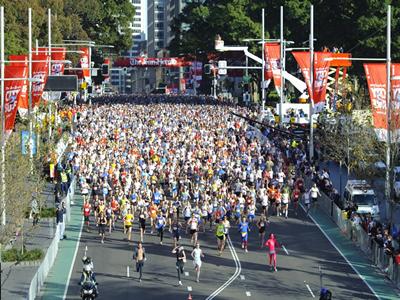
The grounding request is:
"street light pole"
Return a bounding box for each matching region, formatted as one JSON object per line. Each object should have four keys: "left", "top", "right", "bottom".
{"left": 48, "top": 8, "right": 52, "bottom": 139}
{"left": 28, "top": 8, "right": 33, "bottom": 166}
{"left": 385, "top": 5, "right": 392, "bottom": 220}
{"left": 309, "top": 4, "right": 315, "bottom": 161}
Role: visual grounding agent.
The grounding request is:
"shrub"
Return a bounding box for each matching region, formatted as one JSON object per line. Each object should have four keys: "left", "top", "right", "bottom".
{"left": 1, "top": 247, "right": 44, "bottom": 262}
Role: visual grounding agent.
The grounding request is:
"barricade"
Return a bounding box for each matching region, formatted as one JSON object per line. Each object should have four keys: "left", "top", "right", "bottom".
{"left": 303, "top": 176, "right": 400, "bottom": 289}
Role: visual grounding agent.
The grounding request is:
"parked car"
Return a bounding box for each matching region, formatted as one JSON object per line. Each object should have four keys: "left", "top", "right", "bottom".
{"left": 393, "top": 166, "right": 400, "bottom": 199}
{"left": 344, "top": 180, "right": 380, "bottom": 220}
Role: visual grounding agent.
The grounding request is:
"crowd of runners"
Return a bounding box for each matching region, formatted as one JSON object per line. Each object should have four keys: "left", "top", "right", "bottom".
{"left": 72, "top": 94, "right": 314, "bottom": 283}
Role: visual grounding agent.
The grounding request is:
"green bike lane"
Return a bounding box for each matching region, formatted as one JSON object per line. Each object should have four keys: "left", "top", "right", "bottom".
{"left": 37, "top": 193, "right": 84, "bottom": 300}
{"left": 304, "top": 203, "right": 400, "bottom": 300}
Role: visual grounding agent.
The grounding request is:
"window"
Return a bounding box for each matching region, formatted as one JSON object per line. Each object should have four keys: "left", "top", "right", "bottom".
{"left": 156, "top": 32, "right": 164, "bottom": 39}
{"left": 133, "top": 18, "right": 141, "bottom": 22}
{"left": 133, "top": 34, "right": 142, "bottom": 40}
{"left": 135, "top": 11, "right": 141, "bottom": 16}
{"left": 134, "top": 23, "right": 141, "bottom": 28}
{"left": 155, "top": 22, "right": 164, "bottom": 29}
{"left": 156, "top": 41, "right": 164, "bottom": 48}
{"left": 132, "top": 0, "right": 140, "bottom": 3}
{"left": 133, "top": 29, "right": 141, "bottom": 33}
{"left": 156, "top": 13, "right": 164, "bottom": 20}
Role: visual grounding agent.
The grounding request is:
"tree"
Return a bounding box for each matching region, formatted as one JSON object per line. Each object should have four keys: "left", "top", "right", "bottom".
{"left": 317, "top": 110, "right": 384, "bottom": 178}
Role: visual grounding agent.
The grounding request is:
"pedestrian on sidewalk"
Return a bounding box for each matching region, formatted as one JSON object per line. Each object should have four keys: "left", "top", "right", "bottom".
{"left": 30, "top": 196, "right": 39, "bottom": 226}
{"left": 133, "top": 241, "right": 146, "bottom": 282}
{"left": 172, "top": 244, "right": 186, "bottom": 286}
{"left": 56, "top": 202, "right": 66, "bottom": 240}
{"left": 191, "top": 243, "right": 204, "bottom": 283}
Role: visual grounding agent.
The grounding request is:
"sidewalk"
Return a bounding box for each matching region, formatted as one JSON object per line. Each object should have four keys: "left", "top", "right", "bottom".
{"left": 304, "top": 194, "right": 400, "bottom": 300}
{"left": 37, "top": 192, "right": 83, "bottom": 300}
{"left": 1, "top": 183, "right": 57, "bottom": 300}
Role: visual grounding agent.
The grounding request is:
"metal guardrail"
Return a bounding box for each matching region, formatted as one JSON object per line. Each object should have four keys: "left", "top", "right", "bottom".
{"left": 28, "top": 178, "right": 76, "bottom": 300}
{"left": 304, "top": 177, "right": 400, "bottom": 289}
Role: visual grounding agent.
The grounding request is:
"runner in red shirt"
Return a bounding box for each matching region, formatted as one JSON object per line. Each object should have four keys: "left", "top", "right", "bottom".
{"left": 82, "top": 199, "right": 91, "bottom": 232}
{"left": 265, "top": 233, "right": 280, "bottom": 272}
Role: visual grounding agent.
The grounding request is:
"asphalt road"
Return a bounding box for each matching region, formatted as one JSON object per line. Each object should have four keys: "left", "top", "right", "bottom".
{"left": 65, "top": 203, "right": 376, "bottom": 300}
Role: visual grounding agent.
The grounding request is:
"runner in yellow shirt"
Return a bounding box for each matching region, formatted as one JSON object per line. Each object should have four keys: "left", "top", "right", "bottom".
{"left": 124, "top": 209, "right": 134, "bottom": 242}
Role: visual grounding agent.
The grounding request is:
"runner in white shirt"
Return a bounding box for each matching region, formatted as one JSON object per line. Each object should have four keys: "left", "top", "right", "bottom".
{"left": 188, "top": 215, "right": 199, "bottom": 246}
{"left": 191, "top": 243, "right": 205, "bottom": 282}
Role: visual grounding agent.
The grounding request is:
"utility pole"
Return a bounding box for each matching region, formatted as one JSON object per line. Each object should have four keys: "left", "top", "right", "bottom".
{"left": 385, "top": 5, "right": 392, "bottom": 221}
{"left": 309, "top": 4, "right": 315, "bottom": 161}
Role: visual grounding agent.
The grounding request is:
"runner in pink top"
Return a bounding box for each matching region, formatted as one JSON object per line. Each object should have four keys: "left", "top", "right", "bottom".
{"left": 265, "top": 233, "right": 280, "bottom": 272}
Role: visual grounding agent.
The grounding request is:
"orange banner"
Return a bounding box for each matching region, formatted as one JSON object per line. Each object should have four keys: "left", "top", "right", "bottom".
{"left": 4, "top": 64, "right": 27, "bottom": 133}
{"left": 263, "top": 44, "right": 273, "bottom": 81}
{"left": 264, "top": 43, "right": 281, "bottom": 94}
{"left": 364, "top": 63, "right": 400, "bottom": 141}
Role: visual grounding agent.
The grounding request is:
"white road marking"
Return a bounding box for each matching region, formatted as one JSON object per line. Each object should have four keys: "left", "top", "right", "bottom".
{"left": 205, "top": 235, "right": 241, "bottom": 300}
{"left": 127, "top": 266, "right": 130, "bottom": 278}
{"left": 305, "top": 282, "right": 315, "bottom": 298}
{"left": 62, "top": 213, "right": 84, "bottom": 300}
{"left": 187, "top": 286, "right": 192, "bottom": 292}
{"left": 300, "top": 202, "right": 380, "bottom": 300}
{"left": 282, "top": 245, "right": 289, "bottom": 255}
{"left": 240, "top": 275, "right": 245, "bottom": 280}
{"left": 184, "top": 271, "right": 189, "bottom": 276}
{"left": 246, "top": 291, "right": 251, "bottom": 297}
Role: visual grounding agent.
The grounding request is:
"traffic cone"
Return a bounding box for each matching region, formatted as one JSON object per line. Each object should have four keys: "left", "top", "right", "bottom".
{"left": 187, "top": 293, "right": 192, "bottom": 300}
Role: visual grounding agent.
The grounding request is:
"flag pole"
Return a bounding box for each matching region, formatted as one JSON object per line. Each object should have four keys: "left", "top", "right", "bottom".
{"left": 261, "top": 8, "right": 265, "bottom": 112}
{"left": 279, "top": 6, "right": 284, "bottom": 123}
{"left": 0, "top": 6, "right": 6, "bottom": 226}
{"left": 28, "top": 8, "right": 33, "bottom": 168}
{"left": 309, "top": 4, "right": 314, "bottom": 161}
{"left": 385, "top": 5, "right": 392, "bottom": 221}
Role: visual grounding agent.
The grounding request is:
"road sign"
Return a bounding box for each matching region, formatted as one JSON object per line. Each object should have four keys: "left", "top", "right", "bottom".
{"left": 243, "top": 75, "right": 251, "bottom": 83}
{"left": 218, "top": 60, "right": 227, "bottom": 75}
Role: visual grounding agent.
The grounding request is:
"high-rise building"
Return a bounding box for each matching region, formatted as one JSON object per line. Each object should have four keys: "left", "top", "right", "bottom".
{"left": 111, "top": 0, "right": 148, "bottom": 93}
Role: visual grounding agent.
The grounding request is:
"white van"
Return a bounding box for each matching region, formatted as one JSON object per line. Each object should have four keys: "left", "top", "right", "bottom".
{"left": 344, "top": 180, "right": 380, "bottom": 219}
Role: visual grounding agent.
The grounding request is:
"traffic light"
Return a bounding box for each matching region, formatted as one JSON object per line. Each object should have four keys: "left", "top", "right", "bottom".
{"left": 204, "top": 64, "right": 211, "bottom": 74}
{"left": 101, "top": 64, "right": 109, "bottom": 76}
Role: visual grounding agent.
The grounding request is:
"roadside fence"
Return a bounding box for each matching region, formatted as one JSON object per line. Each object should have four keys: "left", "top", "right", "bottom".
{"left": 28, "top": 177, "right": 76, "bottom": 300}
{"left": 304, "top": 177, "right": 400, "bottom": 290}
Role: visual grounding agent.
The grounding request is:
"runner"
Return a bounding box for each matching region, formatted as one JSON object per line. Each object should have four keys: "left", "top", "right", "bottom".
{"left": 188, "top": 214, "right": 199, "bottom": 246}
{"left": 238, "top": 216, "right": 250, "bottom": 252}
{"left": 265, "top": 233, "right": 280, "bottom": 272}
{"left": 172, "top": 244, "right": 186, "bottom": 286}
{"left": 124, "top": 208, "right": 134, "bottom": 243}
{"left": 171, "top": 218, "right": 182, "bottom": 249}
{"left": 191, "top": 243, "right": 205, "bottom": 283}
{"left": 215, "top": 219, "right": 226, "bottom": 256}
{"left": 82, "top": 199, "right": 91, "bottom": 232}
{"left": 97, "top": 211, "right": 107, "bottom": 244}
{"left": 257, "top": 215, "right": 268, "bottom": 248}
{"left": 133, "top": 241, "right": 146, "bottom": 282}
{"left": 156, "top": 212, "right": 166, "bottom": 245}
{"left": 138, "top": 209, "right": 147, "bottom": 242}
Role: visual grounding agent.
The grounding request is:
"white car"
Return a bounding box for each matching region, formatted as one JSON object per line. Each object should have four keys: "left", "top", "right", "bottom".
{"left": 344, "top": 180, "right": 380, "bottom": 219}
{"left": 393, "top": 166, "right": 400, "bottom": 199}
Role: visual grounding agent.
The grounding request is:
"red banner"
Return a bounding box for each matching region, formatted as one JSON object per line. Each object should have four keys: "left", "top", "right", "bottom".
{"left": 292, "top": 51, "right": 331, "bottom": 112}
{"left": 264, "top": 43, "right": 281, "bottom": 93}
{"left": 32, "top": 53, "right": 49, "bottom": 107}
{"left": 313, "top": 52, "right": 331, "bottom": 108}
{"left": 80, "top": 47, "right": 90, "bottom": 80}
{"left": 4, "top": 64, "right": 27, "bottom": 132}
{"left": 114, "top": 57, "right": 191, "bottom": 68}
{"left": 9, "top": 55, "right": 29, "bottom": 116}
{"left": 364, "top": 63, "right": 400, "bottom": 141}
{"left": 33, "top": 47, "right": 66, "bottom": 76}
{"left": 263, "top": 44, "right": 273, "bottom": 81}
